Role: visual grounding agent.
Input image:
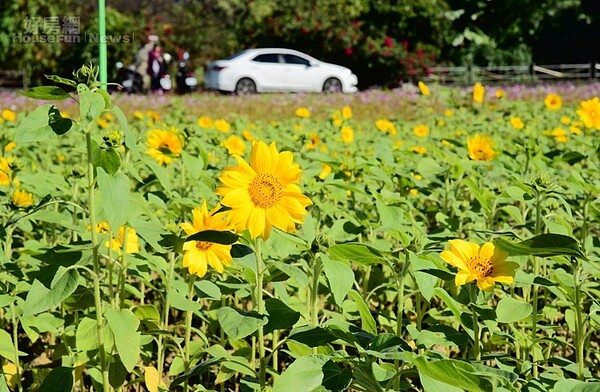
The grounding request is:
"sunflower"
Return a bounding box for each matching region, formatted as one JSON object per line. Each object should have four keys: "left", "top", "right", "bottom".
{"left": 214, "top": 119, "right": 231, "bottom": 133}
{"left": 473, "top": 82, "right": 485, "bottom": 103}
{"left": 510, "top": 117, "right": 524, "bottom": 130}
{"left": 495, "top": 89, "right": 505, "bottom": 99}
{"left": 197, "top": 116, "right": 213, "bottom": 129}
{"left": 11, "top": 189, "right": 33, "bottom": 208}
{"left": 413, "top": 124, "right": 429, "bottom": 137}
{"left": 576, "top": 97, "right": 600, "bottom": 129}
{"left": 2, "top": 109, "right": 16, "bottom": 122}
{"left": 375, "top": 119, "right": 397, "bottom": 135}
{"left": 440, "top": 239, "right": 518, "bottom": 291}
{"left": 410, "top": 146, "right": 427, "bottom": 155}
{"left": 222, "top": 135, "right": 246, "bottom": 156}
{"left": 295, "top": 107, "right": 311, "bottom": 118}
{"left": 0, "top": 157, "right": 13, "bottom": 186}
{"left": 180, "top": 201, "right": 234, "bottom": 277}
{"left": 341, "top": 126, "right": 354, "bottom": 143}
{"left": 418, "top": 81, "right": 430, "bottom": 96}
{"left": 467, "top": 134, "right": 496, "bottom": 161}
{"left": 318, "top": 164, "right": 332, "bottom": 180}
{"left": 342, "top": 106, "right": 352, "bottom": 120}
{"left": 106, "top": 226, "right": 140, "bottom": 255}
{"left": 544, "top": 93, "right": 562, "bottom": 110}
{"left": 145, "top": 128, "right": 183, "bottom": 165}
{"left": 216, "top": 140, "right": 312, "bottom": 239}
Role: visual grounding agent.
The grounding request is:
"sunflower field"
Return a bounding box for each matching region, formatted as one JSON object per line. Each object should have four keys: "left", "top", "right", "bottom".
{"left": 0, "top": 65, "right": 599, "bottom": 392}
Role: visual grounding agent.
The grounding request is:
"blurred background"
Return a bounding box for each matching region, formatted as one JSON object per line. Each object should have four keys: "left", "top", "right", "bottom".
{"left": 1, "top": 0, "right": 599, "bottom": 89}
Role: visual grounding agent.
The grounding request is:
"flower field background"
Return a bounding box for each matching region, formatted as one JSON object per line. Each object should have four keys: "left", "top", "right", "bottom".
{"left": 0, "top": 70, "right": 599, "bottom": 392}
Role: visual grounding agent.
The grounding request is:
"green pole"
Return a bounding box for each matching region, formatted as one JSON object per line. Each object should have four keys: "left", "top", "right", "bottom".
{"left": 98, "top": 0, "right": 107, "bottom": 90}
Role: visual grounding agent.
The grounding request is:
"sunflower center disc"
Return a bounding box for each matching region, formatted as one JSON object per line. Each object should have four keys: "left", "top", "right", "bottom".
{"left": 249, "top": 173, "right": 283, "bottom": 208}
{"left": 468, "top": 256, "right": 493, "bottom": 277}
{"left": 196, "top": 241, "right": 212, "bottom": 251}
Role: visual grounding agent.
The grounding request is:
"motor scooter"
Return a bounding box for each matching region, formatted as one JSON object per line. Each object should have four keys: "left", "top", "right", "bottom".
{"left": 176, "top": 52, "right": 197, "bottom": 94}
{"left": 115, "top": 62, "right": 144, "bottom": 94}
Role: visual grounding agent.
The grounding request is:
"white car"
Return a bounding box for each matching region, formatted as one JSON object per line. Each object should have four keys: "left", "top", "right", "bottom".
{"left": 204, "top": 48, "right": 358, "bottom": 94}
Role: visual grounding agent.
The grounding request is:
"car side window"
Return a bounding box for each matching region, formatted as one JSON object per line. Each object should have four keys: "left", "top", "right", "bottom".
{"left": 252, "top": 54, "right": 281, "bottom": 63}
{"left": 284, "top": 54, "right": 310, "bottom": 66}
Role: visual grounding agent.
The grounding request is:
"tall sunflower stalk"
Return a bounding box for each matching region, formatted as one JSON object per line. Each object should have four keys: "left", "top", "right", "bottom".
{"left": 216, "top": 140, "right": 312, "bottom": 389}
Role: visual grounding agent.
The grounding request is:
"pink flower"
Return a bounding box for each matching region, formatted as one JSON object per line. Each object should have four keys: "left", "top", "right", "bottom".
{"left": 384, "top": 36, "right": 393, "bottom": 48}
{"left": 345, "top": 47, "right": 353, "bottom": 56}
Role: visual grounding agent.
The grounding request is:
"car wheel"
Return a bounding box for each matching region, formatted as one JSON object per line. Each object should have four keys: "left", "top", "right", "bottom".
{"left": 235, "top": 78, "right": 257, "bottom": 95}
{"left": 322, "top": 77, "right": 342, "bottom": 93}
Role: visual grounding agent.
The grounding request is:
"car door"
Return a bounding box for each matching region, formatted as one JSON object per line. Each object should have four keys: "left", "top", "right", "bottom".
{"left": 249, "top": 53, "right": 287, "bottom": 91}
{"left": 282, "top": 54, "right": 323, "bottom": 92}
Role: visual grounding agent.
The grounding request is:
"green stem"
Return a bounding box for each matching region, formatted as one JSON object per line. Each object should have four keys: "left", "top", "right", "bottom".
{"left": 183, "top": 275, "right": 196, "bottom": 392}
{"left": 530, "top": 189, "right": 542, "bottom": 378}
{"left": 573, "top": 262, "right": 585, "bottom": 380}
{"left": 119, "top": 228, "right": 129, "bottom": 308}
{"left": 393, "top": 252, "right": 410, "bottom": 391}
{"left": 157, "top": 252, "right": 177, "bottom": 380}
{"left": 255, "top": 238, "right": 266, "bottom": 390}
{"left": 469, "top": 285, "right": 481, "bottom": 362}
{"left": 310, "top": 255, "right": 322, "bottom": 327}
{"left": 9, "top": 302, "right": 23, "bottom": 392}
{"left": 86, "top": 129, "right": 110, "bottom": 392}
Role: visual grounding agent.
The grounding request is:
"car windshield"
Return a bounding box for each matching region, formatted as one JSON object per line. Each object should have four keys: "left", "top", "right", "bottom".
{"left": 225, "top": 50, "right": 247, "bottom": 60}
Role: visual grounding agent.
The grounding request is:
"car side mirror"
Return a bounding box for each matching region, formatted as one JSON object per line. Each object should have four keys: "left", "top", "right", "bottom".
{"left": 309, "top": 61, "right": 319, "bottom": 67}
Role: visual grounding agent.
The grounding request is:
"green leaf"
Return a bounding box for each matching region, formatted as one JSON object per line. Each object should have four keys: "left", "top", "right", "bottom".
{"left": 132, "top": 305, "right": 161, "bottom": 322}
{"left": 20, "top": 86, "right": 71, "bottom": 100}
{"left": 79, "top": 88, "right": 105, "bottom": 122}
{"left": 105, "top": 308, "right": 141, "bottom": 372}
{"left": 321, "top": 254, "right": 354, "bottom": 306}
{"left": 273, "top": 354, "right": 330, "bottom": 392}
{"left": 15, "top": 104, "right": 58, "bottom": 143}
{"left": 47, "top": 106, "right": 73, "bottom": 135}
{"left": 347, "top": 290, "right": 377, "bottom": 335}
{"left": 0, "top": 329, "right": 25, "bottom": 363}
{"left": 157, "top": 233, "right": 185, "bottom": 253}
{"left": 96, "top": 167, "right": 130, "bottom": 229}
{"left": 495, "top": 234, "right": 585, "bottom": 259}
{"left": 92, "top": 141, "right": 121, "bottom": 174}
{"left": 195, "top": 280, "right": 221, "bottom": 300}
{"left": 76, "top": 317, "right": 100, "bottom": 354}
{"left": 217, "top": 307, "right": 267, "bottom": 340}
{"left": 112, "top": 106, "right": 140, "bottom": 158}
{"left": 45, "top": 74, "right": 77, "bottom": 87}
{"left": 322, "top": 360, "right": 352, "bottom": 391}
{"left": 264, "top": 298, "right": 301, "bottom": 334}
{"left": 23, "top": 268, "right": 80, "bottom": 316}
{"left": 186, "top": 229, "right": 238, "bottom": 245}
{"left": 495, "top": 297, "right": 532, "bottom": 323}
{"left": 328, "top": 243, "right": 385, "bottom": 266}
{"left": 411, "top": 356, "right": 493, "bottom": 392}
{"left": 170, "top": 357, "right": 222, "bottom": 386}
{"left": 39, "top": 366, "right": 74, "bottom": 392}
{"left": 410, "top": 253, "right": 439, "bottom": 302}
{"left": 168, "top": 288, "right": 201, "bottom": 312}
{"left": 288, "top": 326, "right": 337, "bottom": 347}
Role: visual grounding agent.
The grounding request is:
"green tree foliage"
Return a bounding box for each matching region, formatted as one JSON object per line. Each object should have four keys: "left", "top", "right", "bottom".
{"left": 0, "top": 0, "right": 597, "bottom": 87}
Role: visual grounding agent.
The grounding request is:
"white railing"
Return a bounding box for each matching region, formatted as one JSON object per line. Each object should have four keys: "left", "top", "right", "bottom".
{"left": 424, "top": 63, "right": 600, "bottom": 84}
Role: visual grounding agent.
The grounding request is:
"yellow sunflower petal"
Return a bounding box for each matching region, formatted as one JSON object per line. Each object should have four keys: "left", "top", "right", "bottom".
{"left": 449, "top": 239, "right": 478, "bottom": 262}
{"left": 476, "top": 277, "right": 495, "bottom": 291}
{"left": 440, "top": 250, "right": 469, "bottom": 271}
{"left": 455, "top": 270, "right": 475, "bottom": 286}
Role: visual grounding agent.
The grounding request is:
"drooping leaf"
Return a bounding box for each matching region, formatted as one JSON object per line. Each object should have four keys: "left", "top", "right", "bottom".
{"left": 348, "top": 290, "right": 377, "bottom": 335}
{"left": 38, "top": 366, "right": 74, "bottom": 392}
{"left": 495, "top": 234, "right": 584, "bottom": 259}
{"left": 92, "top": 141, "right": 120, "bottom": 174}
{"left": 186, "top": 229, "right": 238, "bottom": 245}
{"left": 20, "top": 86, "right": 71, "bottom": 100}
{"left": 44, "top": 74, "right": 77, "bottom": 87}
{"left": 105, "top": 308, "right": 141, "bottom": 372}
{"left": 264, "top": 298, "right": 300, "bottom": 334}
{"left": 495, "top": 297, "right": 533, "bottom": 323}
{"left": 217, "top": 307, "right": 267, "bottom": 340}
{"left": 170, "top": 357, "right": 222, "bottom": 386}
{"left": 273, "top": 355, "right": 330, "bottom": 392}
{"left": 288, "top": 326, "right": 337, "bottom": 347}
{"left": 328, "top": 243, "right": 385, "bottom": 266}
{"left": 321, "top": 254, "right": 354, "bottom": 306}
{"left": 23, "top": 268, "right": 80, "bottom": 316}
{"left": 96, "top": 167, "right": 130, "bottom": 230}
